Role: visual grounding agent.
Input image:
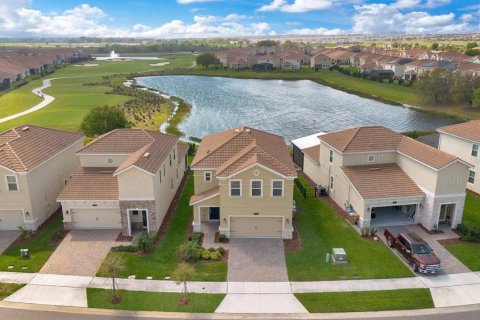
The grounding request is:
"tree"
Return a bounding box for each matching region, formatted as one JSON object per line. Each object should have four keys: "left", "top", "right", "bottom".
{"left": 466, "top": 42, "right": 478, "bottom": 50}
{"left": 172, "top": 263, "right": 195, "bottom": 305}
{"left": 413, "top": 69, "right": 456, "bottom": 104}
{"left": 80, "top": 105, "right": 129, "bottom": 137}
{"left": 256, "top": 40, "right": 278, "bottom": 47}
{"left": 195, "top": 53, "right": 217, "bottom": 68}
{"left": 473, "top": 88, "right": 480, "bottom": 107}
{"left": 451, "top": 74, "right": 480, "bottom": 108}
{"left": 430, "top": 42, "right": 439, "bottom": 51}
{"left": 103, "top": 254, "right": 125, "bottom": 304}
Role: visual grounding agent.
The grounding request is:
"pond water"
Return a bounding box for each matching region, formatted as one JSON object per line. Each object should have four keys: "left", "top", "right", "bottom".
{"left": 136, "top": 75, "right": 455, "bottom": 141}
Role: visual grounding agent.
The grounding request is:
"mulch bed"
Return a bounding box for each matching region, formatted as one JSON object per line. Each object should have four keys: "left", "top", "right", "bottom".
{"left": 13, "top": 209, "right": 63, "bottom": 246}
{"left": 284, "top": 221, "right": 302, "bottom": 251}
{"left": 437, "top": 238, "right": 464, "bottom": 246}
{"left": 214, "top": 231, "right": 229, "bottom": 245}
{"left": 115, "top": 233, "right": 133, "bottom": 242}
{"left": 418, "top": 224, "right": 444, "bottom": 235}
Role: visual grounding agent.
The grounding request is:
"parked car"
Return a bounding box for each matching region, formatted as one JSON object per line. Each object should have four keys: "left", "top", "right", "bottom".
{"left": 384, "top": 227, "right": 441, "bottom": 274}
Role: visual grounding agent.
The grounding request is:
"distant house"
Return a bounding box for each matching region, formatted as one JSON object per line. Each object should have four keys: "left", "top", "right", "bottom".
{"left": 369, "top": 69, "right": 394, "bottom": 80}
{"left": 385, "top": 58, "right": 412, "bottom": 79}
{"left": 255, "top": 54, "right": 281, "bottom": 68}
{"left": 310, "top": 53, "right": 332, "bottom": 69}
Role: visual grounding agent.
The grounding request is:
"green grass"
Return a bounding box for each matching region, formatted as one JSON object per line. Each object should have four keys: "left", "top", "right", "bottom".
{"left": 0, "top": 54, "right": 195, "bottom": 132}
{"left": 295, "top": 289, "right": 434, "bottom": 313}
{"left": 96, "top": 173, "right": 227, "bottom": 281}
{"left": 0, "top": 213, "right": 63, "bottom": 272}
{"left": 87, "top": 288, "right": 224, "bottom": 313}
{"left": 0, "top": 283, "right": 24, "bottom": 300}
{"left": 285, "top": 177, "right": 413, "bottom": 281}
{"left": 443, "top": 192, "right": 480, "bottom": 271}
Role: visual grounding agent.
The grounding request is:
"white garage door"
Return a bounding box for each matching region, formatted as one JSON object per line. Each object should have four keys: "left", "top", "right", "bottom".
{"left": 71, "top": 208, "right": 121, "bottom": 229}
{"left": 230, "top": 216, "right": 283, "bottom": 239}
{"left": 0, "top": 210, "right": 24, "bottom": 230}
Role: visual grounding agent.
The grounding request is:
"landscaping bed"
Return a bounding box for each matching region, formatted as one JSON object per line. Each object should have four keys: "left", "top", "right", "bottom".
{"left": 97, "top": 173, "right": 227, "bottom": 281}
{"left": 0, "top": 212, "right": 65, "bottom": 272}
{"left": 295, "top": 289, "right": 434, "bottom": 313}
{"left": 285, "top": 177, "right": 413, "bottom": 281}
{"left": 87, "top": 288, "right": 224, "bottom": 313}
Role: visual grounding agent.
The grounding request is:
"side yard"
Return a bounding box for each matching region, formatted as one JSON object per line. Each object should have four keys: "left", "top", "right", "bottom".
{"left": 96, "top": 173, "right": 227, "bottom": 281}
{"left": 443, "top": 192, "right": 480, "bottom": 271}
{"left": 285, "top": 177, "right": 413, "bottom": 281}
{"left": 0, "top": 212, "right": 65, "bottom": 272}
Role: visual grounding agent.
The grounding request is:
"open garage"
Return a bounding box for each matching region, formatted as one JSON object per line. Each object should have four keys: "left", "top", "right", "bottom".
{"left": 0, "top": 209, "right": 24, "bottom": 230}
{"left": 230, "top": 216, "right": 283, "bottom": 238}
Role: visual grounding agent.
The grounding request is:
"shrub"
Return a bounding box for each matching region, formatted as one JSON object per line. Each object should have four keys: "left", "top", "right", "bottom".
{"left": 218, "top": 234, "right": 228, "bottom": 243}
{"left": 458, "top": 222, "right": 480, "bottom": 242}
{"left": 178, "top": 241, "right": 202, "bottom": 262}
{"left": 112, "top": 245, "right": 138, "bottom": 253}
{"left": 190, "top": 232, "right": 202, "bottom": 244}
{"left": 136, "top": 232, "right": 156, "bottom": 253}
{"left": 51, "top": 230, "right": 65, "bottom": 243}
{"left": 217, "top": 247, "right": 226, "bottom": 255}
{"left": 360, "top": 227, "right": 369, "bottom": 237}
{"left": 209, "top": 251, "right": 221, "bottom": 260}
{"left": 201, "top": 249, "right": 211, "bottom": 260}
{"left": 18, "top": 226, "right": 33, "bottom": 240}
{"left": 208, "top": 247, "right": 216, "bottom": 252}
{"left": 369, "top": 227, "right": 378, "bottom": 237}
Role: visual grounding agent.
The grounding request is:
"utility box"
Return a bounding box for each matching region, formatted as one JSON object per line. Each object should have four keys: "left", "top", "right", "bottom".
{"left": 331, "top": 248, "right": 347, "bottom": 264}
{"left": 20, "top": 249, "right": 30, "bottom": 260}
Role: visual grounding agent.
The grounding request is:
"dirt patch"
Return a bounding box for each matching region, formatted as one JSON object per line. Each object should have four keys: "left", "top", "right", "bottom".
{"left": 419, "top": 224, "right": 444, "bottom": 235}
{"left": 115, "top": 233, "right": 132, "bottom": 242}
{"left": 284, "top": 222, "right": 302, "bottom": 251}
{"left": 438, "top": 238, "right": 464, "bottom": 247}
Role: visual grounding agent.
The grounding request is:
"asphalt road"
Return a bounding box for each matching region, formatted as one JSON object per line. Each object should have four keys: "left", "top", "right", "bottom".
{"left": 1, "top": 303, "right": 480, "bottom": 320}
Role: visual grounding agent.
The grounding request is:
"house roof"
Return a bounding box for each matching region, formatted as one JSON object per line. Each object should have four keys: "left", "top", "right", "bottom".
{"left": 78, "top": 129, "right": 179, "bottom": 175}
{"left": 189, "top": 186, "right": 220, "bottom": 205}
{"left": 320, "top": 126, "right": 458, "bottom": 170}
{"left": 0, "top": 125, "right": 84, "bottom": 172}
{"left": 437, "top": 120, "right": 480, "bottom": 143}
{"left": 291, "top": 132, "right": 325, "bottom": 149}
{"left": 57, "top": 167, "right": 118, "bottom": 201}
{"left": 177, "top": 143, "right": 189, "bottom": 164}
{"left": 302, "top": 145, "right": 320, "bottom": 164}
{"left": 191, "top": 126, "right": 297, "bottom": 178}
{"left": 341, "top": 164, "right": 425, "bottom": 199}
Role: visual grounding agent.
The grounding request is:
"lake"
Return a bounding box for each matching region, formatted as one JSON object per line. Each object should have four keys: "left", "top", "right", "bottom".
{"left": 135, "top": 75, "right": 455, "bottom": 141}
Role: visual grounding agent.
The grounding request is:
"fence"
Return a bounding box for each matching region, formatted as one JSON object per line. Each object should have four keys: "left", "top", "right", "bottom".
{"left": 294, "top": 178, "right": 307, "bottom": 199}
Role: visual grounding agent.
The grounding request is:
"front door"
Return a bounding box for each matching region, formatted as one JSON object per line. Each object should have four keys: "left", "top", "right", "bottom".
{"left": 142, "top": 210, "right": 148, "bottom": 228}
{"left": 209, "top": 207, "right": 220, "bottom": 220}
{"left": 439, "top": 204, "right": 455, "bottom": 224}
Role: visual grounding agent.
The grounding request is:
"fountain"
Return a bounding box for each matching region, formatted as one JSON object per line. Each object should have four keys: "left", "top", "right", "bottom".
{"left": 110, "top": 50, "right": 119, "bottom": 59}
{"left": 95, "top": 50, "right": 161, "bottom": 61}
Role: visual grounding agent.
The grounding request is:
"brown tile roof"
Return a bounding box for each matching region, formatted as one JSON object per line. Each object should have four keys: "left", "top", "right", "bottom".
{"left": 177, "top": 143, "right": 189, "bottom": 164}
{"left": 191, "top": 126, "right": 297, "bottom": 178}
{"left": 341, "top": 164, "right": 425, "bottom": 199}
{"left": 302, "top": 145, "right": 320, "bottom": 164}
{"left": 189, "top": 186, "right": 220, "bottom": 205}
{"left": 0, "top": 125, "right": 84, "bottom": 172}
{"left": 320, "top": 126, "right": 458, "bottom": 170}
{"left": 57, "top": 167, "right": 118, "bottom": 201}
{"left": 437, "top": 120, "right": 480, "bottom": 143}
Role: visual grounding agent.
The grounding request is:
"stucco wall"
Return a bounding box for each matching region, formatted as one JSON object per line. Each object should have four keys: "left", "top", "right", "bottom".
{"left": 342, "top": 151, "right": 397, "bottom": 166}
{"left": 396, "top": 153, "right": 438, "bottom": 194}
{"left": 79, "top": 154, "right": 130, "bottom": 168}
{"left": 435, "top": 161, "right": 470, "bottom": 195}
{"left": 303, "top": 155, "right": 322, "bottom": 185}
{"left": 193, "top": 169, "right": 219, "bottom": 194}
{"left": 117, "top": 167, "right": 155, "bottom": 200}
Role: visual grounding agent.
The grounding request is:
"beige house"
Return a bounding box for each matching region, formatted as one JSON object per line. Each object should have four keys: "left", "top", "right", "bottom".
{"left": 189, "top": 126, "right": 297, "bottom": 239}
{"left": 310, "top": 53, "right": 332, "bottom": 69}
{"left": 58, "top": 129, "right": 189, "bottom": 236}
{"left": 0, "top": 125, "right": 84, "bottom": 230}
{"left": 300, "top": 126, "right": 471, "bottom": 230}
{"left": 438, "top": 121, "right": 480, "bottom": 195}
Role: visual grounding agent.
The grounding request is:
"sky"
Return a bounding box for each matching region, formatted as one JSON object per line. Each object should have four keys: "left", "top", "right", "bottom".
{"left": 0, "top": 0, "right": 479, "bottom": 38}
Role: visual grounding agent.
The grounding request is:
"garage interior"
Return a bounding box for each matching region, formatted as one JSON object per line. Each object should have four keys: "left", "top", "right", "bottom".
{"left": 370, "top": 205, "right": 417, "bottom": 228}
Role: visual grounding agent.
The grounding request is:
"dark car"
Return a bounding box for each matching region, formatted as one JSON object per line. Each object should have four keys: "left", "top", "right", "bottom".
{"left": 384, "top": 227, "right": 441, "bottom": 274}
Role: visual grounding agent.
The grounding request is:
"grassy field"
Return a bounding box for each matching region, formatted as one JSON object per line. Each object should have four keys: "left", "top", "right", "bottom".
{"left": 0, "top": 213, "right": 64, "bottom": 272}
{"left": 97, "top": 173, "right": 227, "bottom": 281}
{"left": 87, "top": 288, "right": 224, "bottom": 313}
{"left": 295, "top": 289, "right": 434, "bottom": 313}
{"left": 0, "top": 283, "right": 24, "bottom": 300}
{"left": 0, "top": 54, "right": 195, "bottom": 132}
{"left": 285, "top": 177, "right": 413, "bottom": 281}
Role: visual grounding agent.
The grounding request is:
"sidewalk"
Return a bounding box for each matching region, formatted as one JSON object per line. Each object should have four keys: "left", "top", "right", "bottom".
{"left": 2, "top": 271, "right": 480, "bottom": 310}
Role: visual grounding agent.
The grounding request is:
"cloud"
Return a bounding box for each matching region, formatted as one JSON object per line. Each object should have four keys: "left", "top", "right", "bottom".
{"left": 177, "top": 0, "right": 219, "bottom": 4}
{"left": 258, "top": 0, "right": 333, "bottom": 13}
{"left": 286, "top": 27, "right": 344, "bottom": 35}
{"left": 424, "top": 0, "right": 451, "bottom": 8}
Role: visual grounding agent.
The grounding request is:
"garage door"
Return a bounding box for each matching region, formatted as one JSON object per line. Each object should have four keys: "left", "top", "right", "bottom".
{"left": 71, "top": 208, "right": 121, "bottom": 229}
{"left": 230, "top": 216, "right": 283, "bottom": 238}
{"left": 0, "top": 210, "right": 24, "bottom": 230}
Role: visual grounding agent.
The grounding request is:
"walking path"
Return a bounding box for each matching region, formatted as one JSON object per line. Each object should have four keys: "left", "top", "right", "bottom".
{"left": 0, "top": 79, "right": 55, "bottom": 124}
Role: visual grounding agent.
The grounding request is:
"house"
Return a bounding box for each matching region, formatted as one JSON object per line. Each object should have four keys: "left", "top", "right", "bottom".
{"left": 291, "top": 132, "right": 326, "bottom": 185}
{"left": 369, "top": 69, "right": 394, "bottom": 80}
{"left": 58, "top": 129, "right": 189, "bottom": 236}
{"left": 385, "top": 58, "right": 412, "bottom": 79}
{"left": 301, "top": 126, "right": 471, "bottom": 230}
{"left": 189, "top": 126, "right": 297, "bottom": 239}
{"left": 255, "top": 53, "right": 281, "bottom": 69}
{"left": 310, "top": 53, "right": 332, "bottom": 69}
{"left": 0, "top": 125, "right": 84, "bottom": 230}
{"left": 437, "top": 121, "right": 480, "bottom": 195}
{"left": 280, "top": 53, "right": 310, "bottom": 70}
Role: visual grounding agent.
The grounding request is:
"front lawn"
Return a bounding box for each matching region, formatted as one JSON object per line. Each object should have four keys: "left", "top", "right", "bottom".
{"left": 0, "top": 213, "right": 64, "bottom": 272}
{"left": 87, "top": 288, "right": 224, "bottom": 313}
{"left": 97, "top": 173, "right": 227, "bottom": 281}
{"left": 295, "top": 289, "right": 434, "bottom": 313}
{"left": 443, "top": 192, "right": 480, "bottom": 271}
{"left": 285, "top": 177, "right": 413, "bottom": 281}
{"left": 0, "top": 283, "right": 25, "bottom": 300}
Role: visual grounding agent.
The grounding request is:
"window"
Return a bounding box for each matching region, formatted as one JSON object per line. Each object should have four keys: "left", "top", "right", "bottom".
{"left": 173, "top": 148, "right": 176, "bottom": 160}
{"left": 230, "top": 180, "right": 241, "bottom": 197}
{"left": 107, "top": 158, "right": 114, "bottom": 165}
{"left": 159, "top": 170, "right": 162, "bottom": 183}
{"left": 250, "top": 180, "right": 263, "bottom": 197}
{"left": 330, "top": 176, "right": 334, "bottom": 190}
{"left": 272, "top": 180, "right": 284, "bottom": 197}
{"left": 176, "top": 169, "right": 179, "bottom": 180}
{"left": 204, "top": 171, "right": 212, "bottom": 182}
{"left": 472, "top": 144, "right": 478, "bottom": 157}
{"left": 169, "top": 154, "right": 172, "bottom": 166}
{"left": 171, "top": 178, "right": 174, "bottom": 190}
{"left": 368, "top": 155, "right": 375, "bottom": 162}
{"left": 6, "top": 175, "right": 18, "bottom": 191}
{"left": 163, "top": 164, "right": 166, "bottom": 176}
{"left": 469, "top": 170, "right": 476, "bottom": 184}
{"left": 329, "top": 149, "right": 334, "bottom": 163}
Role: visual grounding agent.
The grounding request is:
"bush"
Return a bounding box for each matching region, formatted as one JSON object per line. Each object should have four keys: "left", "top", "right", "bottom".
{"left": 178, "top": 241, "right": 202, "bottom": 262}
{"left": 360, "top": 227, "right": 369, "bottom": 237}
{"left": 201, "top": 249, "right": 211, "bottom": 260}
{"left": 136, "top": 232, "right": 156, "bottom": 253}
{"left": 80, "top": 105, "right": 130, "bottom": 137}
{"left": 51, "top": 230, "right": 65, "bottom": 243}
{"left": 458, "top": 222, "right": 480, "bottom": 242}
{"left": 190, "top": 232, "right": 202, "bottom": 244}
{"left": 18, "top": 226, "right": 33, "bottom": 240}
{"left": 218, "top": 234, "right": 228, "bottom": 243}
{"left": 209, "top": 251, "right": 221, "bottom": 260}
{"left": 112, "top": 245, "right": 138, "bottom": 253}
{"left": 217, "top": 247, "right": 225, "bottom": 255}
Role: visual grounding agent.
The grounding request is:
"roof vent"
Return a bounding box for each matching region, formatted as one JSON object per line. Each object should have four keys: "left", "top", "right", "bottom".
{"left": 143, "top": 152, "right": 150, "bottom": 157}
{"left": 245, "top": 128, "right": 251, "bottom": 133}
{"left": 22, "top": 126, "right": 30, "bottom": 132}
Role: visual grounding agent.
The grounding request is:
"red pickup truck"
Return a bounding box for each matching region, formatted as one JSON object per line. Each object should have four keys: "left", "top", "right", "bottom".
{"left": 384, "top": 227, "right": 441, "bottom": 274}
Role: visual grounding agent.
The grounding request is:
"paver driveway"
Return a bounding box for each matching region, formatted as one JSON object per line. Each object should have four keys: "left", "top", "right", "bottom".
{"left": 39, "top": 230, "right": 120, "bottom": 276}
{"left": 227, "top": 239, "right": 288, "bottom": 282}
{"left": 0, "top": 231, "right": 20, "bottom": 254}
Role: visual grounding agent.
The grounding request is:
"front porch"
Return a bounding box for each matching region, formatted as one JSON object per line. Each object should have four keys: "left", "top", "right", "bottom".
{"left": 201, "top": 221, "right": 228, "bottom": 249}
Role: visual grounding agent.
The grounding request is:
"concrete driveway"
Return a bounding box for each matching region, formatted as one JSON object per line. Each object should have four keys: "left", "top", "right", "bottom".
{"left": 0, "top": 231, "right": 20, "bottom": 254}
{"left": 227, "top": 239, "right": 288, "bottom": 282}
{"left": 39, "top": 230, "right": 120, "bottom": 276}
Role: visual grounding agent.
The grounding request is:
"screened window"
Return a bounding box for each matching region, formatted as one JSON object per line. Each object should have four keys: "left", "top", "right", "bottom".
{"left": 329, "top": 149, "right": 334, "bottom": 163}
{"left": 230, "top": 180, "right": 241, "bottom": 197}
{"left": 472, "top": 144, "right": 478, "bottom": 157}
{"left": 251, "top": 180, "right": 263, "bottom": 197}
{"left": 107, "top": 158, "right": 114, "bottom": 164}
{"left": 204, "top": 171, "right": 212, "bottom": 182}
{"left": 6, "top": 175, "right": 18, "bottom": 191}
{"left": 469, "top": 170, "right": 476, "bottom": 184}
{"left": 272, "top": 180, "right": 283, "bottom": 197}
{"left": 368, "top": 155, "right": 375, "bottom": 162}
{"left": 330, "top": 176, "right": 334, "bottom": 189}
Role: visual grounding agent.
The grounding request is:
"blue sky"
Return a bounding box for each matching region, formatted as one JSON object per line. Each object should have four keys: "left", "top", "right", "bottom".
{"left": 1, "top": 0, "right": 479, "bottom": 37}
